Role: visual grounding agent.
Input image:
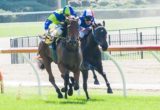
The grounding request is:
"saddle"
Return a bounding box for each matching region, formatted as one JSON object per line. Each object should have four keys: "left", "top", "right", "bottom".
{"left": 50, "top": 33, "right": 66, "bottom": 63}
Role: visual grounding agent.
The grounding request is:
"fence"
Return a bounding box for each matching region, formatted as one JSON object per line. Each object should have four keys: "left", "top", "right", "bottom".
{"left": 10, "top": 36, "right": 39, "bottom": 64}
{"left": 1, "top": 8, "right": 160, "bottom": 23}
{"left": 1, "top": 45, "right": 160, "bottom": 97}
{"left": 106, "top": 26, "right": 160, "bottom": 59}
{"left": 10, "top": 26, "right": 160, "bottom": 64}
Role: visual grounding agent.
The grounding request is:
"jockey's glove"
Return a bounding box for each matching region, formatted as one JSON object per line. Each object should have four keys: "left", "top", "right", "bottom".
{"left": 60, "top": 22, "right": 64, "bottom": 25}
{"left": 86, "top": 27, "right": 92, "bottom": 31}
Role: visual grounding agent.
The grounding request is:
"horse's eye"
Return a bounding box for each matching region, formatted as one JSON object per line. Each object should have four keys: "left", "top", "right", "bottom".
{"left": 101, "top": 30, "right": 104, "bottom": 32}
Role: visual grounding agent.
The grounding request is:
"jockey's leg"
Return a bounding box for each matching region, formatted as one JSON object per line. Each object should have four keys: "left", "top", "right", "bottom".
{"left": 79, "top": 31, "right": 85, "bottom": 39}
{"left": 53, "top": 25, "right": 63, "bottom": 37}
{"left": 50, "top": 25, "right": 63, "bottom": 63}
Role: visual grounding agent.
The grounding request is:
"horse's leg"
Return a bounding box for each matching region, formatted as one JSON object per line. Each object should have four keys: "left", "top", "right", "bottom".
{"left": 68, "top": 76, "right": 74, "bottom": 96}
{"left": 82, "top": 70, "right": 90, "bottom": 100}
{"left": 60, "top": 75, "right": 73, "bottom": 96}
{"left": 64, "top": 72, "right": 69, "bottom": 99}
{"left": 91, "top": 69, "right": 100, "bottom": 85}
{"left": 43, "top": 58, "right": 63, "bottom": 98}
{"left": 58, "top": 64, "right": 70, "bottom": 99}
{"left": 60, "top": 75, "right": 65, "bottom": 92}
{"left": 96, "top": 63, "right": 113, "bottom": 94}
{"left": 73, "top": 71, "right": 80, "bottom": 91}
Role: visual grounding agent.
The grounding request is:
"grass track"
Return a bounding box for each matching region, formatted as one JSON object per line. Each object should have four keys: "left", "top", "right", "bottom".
{"left": 0, "top": 17, "right": 160, "bottom": 37}
{"left": 0, "top": 87, "right": 160, "bottom": 110}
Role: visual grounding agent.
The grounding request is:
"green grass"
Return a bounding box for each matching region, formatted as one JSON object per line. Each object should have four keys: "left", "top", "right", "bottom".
{"left": 0, "top": 22, "right": 44, "bottom": 38}
{"left": 106, "top": 17, "right": 160, "bottom": 31}
{"left": 0, "top": 17, "right": 160, "bottom": 37}
{"left": 0, "top": 87, "right": 160, "bottom": 110}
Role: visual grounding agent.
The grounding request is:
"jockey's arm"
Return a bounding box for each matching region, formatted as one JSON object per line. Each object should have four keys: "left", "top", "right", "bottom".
{"left": 44, "top": 19, "right": 52, "bottom": 31}
{"left": 44, "top": 14, "right": 57, "bottom": 31}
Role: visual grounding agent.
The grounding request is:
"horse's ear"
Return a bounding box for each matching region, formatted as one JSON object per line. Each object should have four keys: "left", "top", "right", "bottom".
{"left": 102, "top": 21, "right": 105, "bottom": 27}
{"left": 92, "top": 22, "right": 97, "bottom": 29}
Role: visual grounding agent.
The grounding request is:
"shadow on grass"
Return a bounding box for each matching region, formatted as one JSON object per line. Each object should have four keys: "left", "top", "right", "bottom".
{"left": 44, "top": 97, "right": 105, "bottom": 105}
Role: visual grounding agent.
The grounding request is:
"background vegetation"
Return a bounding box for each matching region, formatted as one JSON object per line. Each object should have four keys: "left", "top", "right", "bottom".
{"left": 0, "top": 0, "right": 160, "bottom": 13}
{"left": 0, "top": 0, "right": 57, "bottom": 12}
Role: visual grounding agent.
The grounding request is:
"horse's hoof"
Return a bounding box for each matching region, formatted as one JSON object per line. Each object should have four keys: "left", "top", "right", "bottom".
{"left": 68, "top": 84, "right": 73, "bottom": 96}
{"left": 86, "top": 97, "right": 90, "bottom": 101}
{"left": 107, "top": 88, "right": 113, "bottom": 94}
{"left": 61, "top": 87, "right": 65, "bottom": 92}
{"left": 68, "top": 88, "right": 73, "bottom": 96}
{"left": 65, "top": 95, "right": 68, "bottom": 99}
{"left": 94, "top": 80, "right": 100, "bottom": 85}
{"left": 74, "top": 85, "right": 79, "bottom": 90}
{"left": 58, "top": 93, "right": 63, "bottom": 98}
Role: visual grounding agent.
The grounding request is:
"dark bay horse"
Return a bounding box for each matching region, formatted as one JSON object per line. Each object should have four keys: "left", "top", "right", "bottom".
{"left": 37, "top": 17, "right": 82, "bottom": 99}
{"left": 80, "top": 21, "right": 113, "bottom": 99}
{"left": 56, "top": 18, "right": 82, "bottom": 99}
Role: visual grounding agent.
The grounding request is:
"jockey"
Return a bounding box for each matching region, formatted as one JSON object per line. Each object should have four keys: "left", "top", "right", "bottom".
{"left": 44, "top": 5, "right": 77, "bottom": 42}
{"left": 78, "top": 9, "right": 95, "bottom": 39}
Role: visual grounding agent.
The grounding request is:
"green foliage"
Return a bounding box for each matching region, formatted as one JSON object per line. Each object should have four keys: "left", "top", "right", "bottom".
{"left": 133, "top": 0, "right": 148, "bottom": 5}
{"left": 93, "top": 0, "right": 150, "bottom": 9}
{"left": 36, "top": 0, "right": 57, "bottom": 7}
{"left": 0, "top": 9, "right": 11, "bottom": 13}
{"left": 98, "top": 0, "right": 109, "bottom": 6}
{"left": 0, "top": 0, "right": 57, "bottom": 12}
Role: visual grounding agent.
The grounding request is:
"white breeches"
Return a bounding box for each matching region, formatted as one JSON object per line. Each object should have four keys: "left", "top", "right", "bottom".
{"left": 50, "top": 25, "right": 63, "bottom": 37}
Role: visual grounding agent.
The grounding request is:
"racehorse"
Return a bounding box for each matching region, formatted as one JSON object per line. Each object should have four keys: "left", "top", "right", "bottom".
{"left": 37, "top": 17, "right": 82, "bottom": 99}
{"left": 56, "top": 17, "right": 82, "bottom": 99}
{"left": 80, "top": 21, "right": 113, "bottom": 100}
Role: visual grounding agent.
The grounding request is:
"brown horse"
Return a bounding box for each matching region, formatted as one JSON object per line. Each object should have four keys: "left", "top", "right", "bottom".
{"left": 56, "top": 18, "right": 82, "bottom": 99}
{"left": 37, "top": 17, "right": 82, "bottom": 99}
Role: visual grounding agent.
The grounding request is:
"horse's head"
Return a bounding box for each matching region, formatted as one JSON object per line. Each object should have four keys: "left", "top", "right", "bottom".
{"left": 92, "top": 21, "right": 108, "bottom": 51}
{"left": 65, "top": 17, "right": 79, "bottom": 49}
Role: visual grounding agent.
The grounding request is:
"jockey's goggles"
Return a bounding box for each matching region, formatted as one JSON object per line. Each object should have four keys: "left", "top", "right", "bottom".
{"left": 64, "top": 14, "right": 70, "bottom": 17}
{"left": 85, "top": 16, "right": 92, "bottom": 21}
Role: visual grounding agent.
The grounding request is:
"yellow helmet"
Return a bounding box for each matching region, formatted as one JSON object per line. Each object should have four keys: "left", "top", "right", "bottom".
{"left": 63, "top": 6, "right": 75, "bottom": 16}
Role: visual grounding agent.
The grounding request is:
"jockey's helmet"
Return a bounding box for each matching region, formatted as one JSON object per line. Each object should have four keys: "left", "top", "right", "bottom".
{"left": 63, "top": 6, "right": 75, "bottom": 17}
{"left": 83, "top": 9, "right": 94, "bottom": 21}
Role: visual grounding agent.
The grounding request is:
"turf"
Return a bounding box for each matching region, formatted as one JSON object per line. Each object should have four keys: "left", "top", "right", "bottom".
{"left": 0, "top": 87, "right": 160, "bottom": 110}
{"left": 0, "top": 17, "right": 160, "bottom": 38}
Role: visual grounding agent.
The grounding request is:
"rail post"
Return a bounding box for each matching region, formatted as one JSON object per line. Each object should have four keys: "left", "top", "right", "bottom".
{"left": 21, "top": 53, "right": 42, "bottom": 96}
{"left": 104, "top": 52, "right": 127, "bottom": 97}
{"left": 140, "top": 32, "right": 143, "bottom": 59}
{"left": 108, "top": 35, "right": 111, "bottom": 54}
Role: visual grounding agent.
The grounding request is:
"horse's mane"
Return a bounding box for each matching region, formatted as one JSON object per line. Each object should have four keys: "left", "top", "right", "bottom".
{"left": 61, "top": 22, "right": 68, "bottom": 38}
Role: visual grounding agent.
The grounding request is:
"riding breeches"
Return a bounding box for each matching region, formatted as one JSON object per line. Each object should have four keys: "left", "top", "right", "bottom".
{"left": 50, "top": 24, "right": 63, "bottom": 37}
{"left": 79, "top": 29, "right": 89, "bottom": 38}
